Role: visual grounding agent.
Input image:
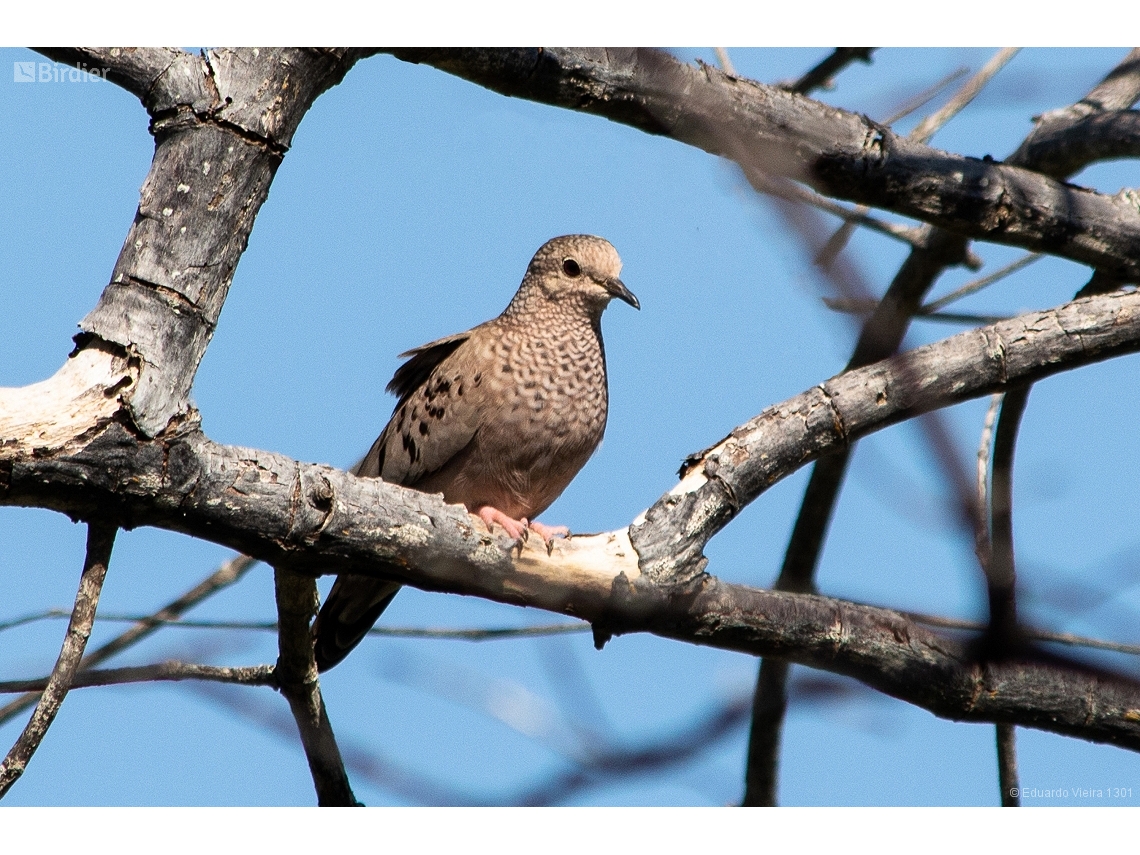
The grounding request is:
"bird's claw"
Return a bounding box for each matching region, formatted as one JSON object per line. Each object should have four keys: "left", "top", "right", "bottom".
{"left": 527, "top": 521, "right": 570, "bottom": 554}
{"left": 476, "top": 507, "right": 570, "bottom": 555}
{"left": 477, "top": 506, "right": 528, "bottom": 541}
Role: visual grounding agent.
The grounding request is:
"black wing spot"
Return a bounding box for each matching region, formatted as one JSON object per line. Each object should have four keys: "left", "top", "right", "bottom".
{"left": 387, "top": 336, "right": 467, "bottom": 404}
{"left": 402, "top": 433, "right": 419, "bottom": 462}
{"left": 419, "top": 422, "right": 429, "bottom": 436}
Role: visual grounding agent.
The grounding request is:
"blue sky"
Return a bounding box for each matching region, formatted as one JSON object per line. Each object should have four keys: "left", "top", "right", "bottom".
{"left": 2, "top": 46, "right": 1140, "bottom": 806}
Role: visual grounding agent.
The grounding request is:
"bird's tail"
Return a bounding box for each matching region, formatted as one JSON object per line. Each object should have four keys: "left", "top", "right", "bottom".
{"left": 311, "top": 572, "right": 402, "bottom": 672}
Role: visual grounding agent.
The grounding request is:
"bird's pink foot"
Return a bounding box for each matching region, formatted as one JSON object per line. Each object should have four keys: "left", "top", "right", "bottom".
{"left": 477, "top": 506, "right": 528, "bottom": 541}
{"left": 528, "top": 521, "right": 570, "bottom": 545}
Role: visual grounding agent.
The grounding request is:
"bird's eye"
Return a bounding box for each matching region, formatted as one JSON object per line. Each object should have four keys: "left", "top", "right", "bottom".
{"left": 562, "top": 258, "right": 581, "bottom": 277}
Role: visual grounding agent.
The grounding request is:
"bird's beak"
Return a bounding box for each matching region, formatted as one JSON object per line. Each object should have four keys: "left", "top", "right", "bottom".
{"left": 605, "top": 277, "right": 640, "bottom": 310}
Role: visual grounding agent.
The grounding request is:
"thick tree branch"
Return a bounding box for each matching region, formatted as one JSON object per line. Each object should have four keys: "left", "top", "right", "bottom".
{"left": 36, "top": 47, "right": 207, "bottom": 106}
{"left": 36, "top": 48, "right": 363, "bottom": 437}
{"left": 6, "top": 290, "right": 1139, "bottom": 596}
{"left": 5, "top": 289, "right": 1140, "bottom": 748}
{"left": 1012, "top": 110, "right": 1140, "bottom": 178}
{"left": 389, "top": 48, "right": 1140, "bottom": 281}
{"left": 0, "top": 522, "right": 116, "bottom": 797}
{"left": 1008, "top": 48, "right": 1140, "bottom": 169}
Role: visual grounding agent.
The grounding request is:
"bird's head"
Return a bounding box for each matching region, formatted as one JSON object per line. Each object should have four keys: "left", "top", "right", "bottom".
{"left": 521, "top": 234, "right": 639, "bottom": 313}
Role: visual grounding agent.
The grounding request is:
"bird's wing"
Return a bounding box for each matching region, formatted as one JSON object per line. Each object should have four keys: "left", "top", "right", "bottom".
{"left": 356, "top": 325, "right": 493, "bottom": 488}
{"left": 311, "top": 573, "right": 401, "bottom": 672}
{"left": 386, "top": 331, "right": 470, "bottom": 404}
{"left": 319, "top": 330, "right": 487, "bottom": 672}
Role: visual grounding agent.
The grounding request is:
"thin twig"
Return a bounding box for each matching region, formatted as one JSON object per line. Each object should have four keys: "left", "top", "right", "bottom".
{"left": 786, "top": 47, "right": 875, "bottom": 95}
{"left": 823, "top": 296, "right": 1011, "bottom": 326}
{"left": 273, "top": 568, "right": 357, "bottom": 806}
{"left": 0, "top": 521, "right": 116, "bottom": 798}
{"left": 910, "top": 48, "right": 1020, "bottom": 144}
{"left": 988, "top": 387, "right": 1030, "bottom": 645}
{"left": 826, "top": 253, "right": 1042, "bottom": 319}
{"left": 898, "top": 609, "right": 1140, "bottom": 656}
{"left": 744, "top": 170, "right": 924, "bottom": 248}
{"left": 8, "top": 601, "right": 1115, "bottom": 658}
{"left": 883, "top": 67, "right": 970, "bottom": 125}
{"left": 997, "top": 724, "right": 1020, "bottom": 806}
{"left": 901, "top": 310, "right": 1012, "bottom": 325}
{"left": 712, "top": 47, "right": 735, "bottom": 77}
{"left": 0, "top": 554, "right": 256, "bottom": 727}
{"left": 922, "top": 253, "right": 1044, "bottom": 314}
{"left": 0, "top": 661, "right": 276, "bottom": 693}
{"left": 975, "top": 394, "right": 1004, "bottom": 569}
{"left": 0, "top": 610, "right": 589, "bottom": 641}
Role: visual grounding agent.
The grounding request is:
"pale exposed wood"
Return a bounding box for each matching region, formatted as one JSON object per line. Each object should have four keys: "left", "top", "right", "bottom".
{"left": 0, "top": 346, "right": 132, "bottom": 454}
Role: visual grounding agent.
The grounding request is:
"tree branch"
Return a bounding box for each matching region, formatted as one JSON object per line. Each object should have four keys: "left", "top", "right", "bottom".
{"left": 37, "top": 48, "right": 363, "bottom": 437}
{"left": 36, "top": 47, "right": 208, "bottom": 106}
{"left": 785, "top": 47, "right": 875, "bottom": 95}
{"left": 389, "top": 48, "right": 1140, "bottom": 280}
{"left": 6, "top": 289, "right": 1140, "bottom": 747}
{"left": 741, "top": 47, "right": 1140, "bottom": 804}
{"left": 0, "top": 661, "right": 276, "bottom": 693}
{"left": 273, "top": 568, "right": 357, "bottom": 806}
{"left": 0, "top": 521, "right": 116, "bottom": 797}
{"left": 997, "top": 723, "right": 1020, "bottom": 806}
{"left": 986, "top": 386, "right": 1031, "bottom": 645}
{"left": 1008, "top": 48, "right": 1140, "bottom": 169}
{"left": 1010, "top": 110, "right": 1140, "bottom": 178}
{"left": 909, "top": 48, "right": 1020, "bottom": 145}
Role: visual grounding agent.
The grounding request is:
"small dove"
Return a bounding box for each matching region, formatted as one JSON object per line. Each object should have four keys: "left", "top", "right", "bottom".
{"left": 313, "top": 235, "right": 638, "bottom": 671}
